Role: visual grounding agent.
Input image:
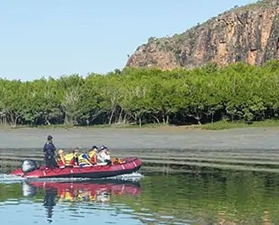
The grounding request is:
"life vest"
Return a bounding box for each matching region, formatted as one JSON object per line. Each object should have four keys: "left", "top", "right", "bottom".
{"left": 111, "top": 158, "right": 122, "bottom": 165}
{"left": 88, "top": 150, "right": 97, "bottom": 164}
{"left": 57, "top": 155, "right": 66, "bottom": 167}
{"left": 64, "top": 153, "right": 79, "bottom": 166}
{"left": 78, "top": 153, "right": 90, "bottom": 166}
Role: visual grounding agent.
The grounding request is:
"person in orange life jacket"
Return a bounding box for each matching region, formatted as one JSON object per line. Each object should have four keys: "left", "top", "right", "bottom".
{"left": 78, "top": 146, "right": 98, "bottom": 167}
{"left": 43, "top": 135, "right": 58, "bottom": 169}
{"left": 57, "top": 149, "right": 66, "bottom": 168}
{"left": 88, "top": 145, "right": 98, "bottom": 164}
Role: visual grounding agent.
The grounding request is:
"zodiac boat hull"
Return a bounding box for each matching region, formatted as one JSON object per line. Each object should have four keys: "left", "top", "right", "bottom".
{"left": 10, "top": 157, "right": 141, "bottom": 179}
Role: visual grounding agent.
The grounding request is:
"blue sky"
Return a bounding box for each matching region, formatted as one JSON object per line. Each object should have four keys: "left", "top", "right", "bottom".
{"left": 0, "top": 0, "right": 257, "bottom": 80}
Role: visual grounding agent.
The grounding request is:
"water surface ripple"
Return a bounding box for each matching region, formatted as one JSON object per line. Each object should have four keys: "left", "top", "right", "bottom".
{"left": 1, "top": 170, "right": 279, "bottom": 224}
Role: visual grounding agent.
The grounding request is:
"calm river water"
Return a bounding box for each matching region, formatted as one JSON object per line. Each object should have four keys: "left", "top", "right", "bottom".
{"left": 0, "top": 169, "right": 279, "bottom": 225}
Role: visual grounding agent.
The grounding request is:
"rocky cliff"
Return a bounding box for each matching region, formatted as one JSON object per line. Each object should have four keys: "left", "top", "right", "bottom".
{"left": 126, "top": 0, "right": 279, "bottom": 70}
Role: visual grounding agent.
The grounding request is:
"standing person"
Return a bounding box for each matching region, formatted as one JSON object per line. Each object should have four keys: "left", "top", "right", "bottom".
{"left": 43, "top": 135, "right": 58, "bottom": 169}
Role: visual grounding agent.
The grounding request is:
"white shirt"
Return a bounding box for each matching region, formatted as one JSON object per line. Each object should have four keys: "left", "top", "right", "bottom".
{"left": 97, "top": 150, "right": 111, "bottom": 164}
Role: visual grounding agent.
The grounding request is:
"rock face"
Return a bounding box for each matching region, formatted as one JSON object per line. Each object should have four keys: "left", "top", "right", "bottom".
{"left": 126, "top": 0, "right": 279, "bottom": 70}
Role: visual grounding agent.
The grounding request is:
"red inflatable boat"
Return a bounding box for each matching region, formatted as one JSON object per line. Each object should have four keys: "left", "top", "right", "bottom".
{"left": 10, "top": 157, "right": 141, "bottom": 179}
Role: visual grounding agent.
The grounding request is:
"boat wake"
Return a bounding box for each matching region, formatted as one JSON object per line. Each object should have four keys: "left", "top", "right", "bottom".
{"left": 0, "top": 173, "right": 25, "bottom": 184}
{"left": 104, "top": 172, "right": 143, "bottom": 182}
{"left": 0, "top": 172, "right": 143, "bottom": 184}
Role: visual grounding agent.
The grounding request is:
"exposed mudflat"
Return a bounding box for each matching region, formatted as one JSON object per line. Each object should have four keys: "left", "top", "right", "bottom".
{"left": 0, "top": 126, "right": 278, "bottom": 150}
{"left": 1, "top": 127, "right": 279, "bottom": 173}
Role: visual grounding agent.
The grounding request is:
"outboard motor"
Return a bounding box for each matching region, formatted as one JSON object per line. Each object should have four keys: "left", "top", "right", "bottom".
{"left": 21, "top": 160, "right": 38, "bottom": 173}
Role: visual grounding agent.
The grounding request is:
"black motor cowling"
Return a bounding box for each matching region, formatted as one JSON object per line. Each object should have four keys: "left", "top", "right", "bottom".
{"left": 21, "top": 160, "right": 38, "bottom": 173}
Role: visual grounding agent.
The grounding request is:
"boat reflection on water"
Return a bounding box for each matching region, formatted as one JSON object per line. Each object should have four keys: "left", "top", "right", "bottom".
{"left": 22, "top": 180, "right": 141, "bottom": 223}
{"left": 25, "top": 180, "right": 141, "bottom": 202}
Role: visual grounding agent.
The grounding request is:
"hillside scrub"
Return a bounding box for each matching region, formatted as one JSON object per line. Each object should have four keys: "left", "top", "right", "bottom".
{"left": 1, "top": 60, "right": 279, "bottom": 127}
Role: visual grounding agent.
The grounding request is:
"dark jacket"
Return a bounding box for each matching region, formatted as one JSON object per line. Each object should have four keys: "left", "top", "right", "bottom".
{"left": 43, "top": 141, "right": 56, "bottom": 159}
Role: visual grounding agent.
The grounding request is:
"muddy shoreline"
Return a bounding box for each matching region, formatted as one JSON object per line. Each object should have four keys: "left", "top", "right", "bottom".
{"left": 0, "top": 126, "right": 279, "bottom": 150}
{"left": 1, "top": 127, "right": 279, "bottom": 173}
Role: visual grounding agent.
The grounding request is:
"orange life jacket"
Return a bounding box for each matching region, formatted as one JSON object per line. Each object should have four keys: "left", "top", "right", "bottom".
{"left": 57, "top": 155, "right": 66, "bottom": 167}
{"left": 111, "top": 158, "right": 122, "bottom": 165}
{"left": 88, "top": 150, "right": 97, "bottom": 164}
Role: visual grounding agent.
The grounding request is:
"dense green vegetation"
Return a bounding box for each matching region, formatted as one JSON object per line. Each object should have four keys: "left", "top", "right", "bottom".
{"left": 1, "top": 60, "right": 279, "bottom": 127}
{"left": 200, "top": 120, "right": 279, "bottom": 130}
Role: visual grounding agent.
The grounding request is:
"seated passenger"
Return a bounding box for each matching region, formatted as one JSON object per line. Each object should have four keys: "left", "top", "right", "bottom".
{"left": 88, "top": 146, "right": 98, "bottom": 165}
{"left": 76, "top": 146, "right": 99, "bottom": 167}
{"left": 75, "top": 145, "right": 98, "bottom": 166}
{"left": 64, "top": 149, "right": 79, "bottom": 166}
{"left": 57, "top": 149, "right": 66, "bottom": 168}
{"left": 97, "top": 145, "right": 111, "bottom": 165}
{"left": 78, "top": 153, "right": 92, "bottom": 167}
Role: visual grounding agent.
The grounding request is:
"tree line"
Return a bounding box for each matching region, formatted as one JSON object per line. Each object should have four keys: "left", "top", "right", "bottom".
{"left": 1, "top": 60, "right": 279, "bottom": 127}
